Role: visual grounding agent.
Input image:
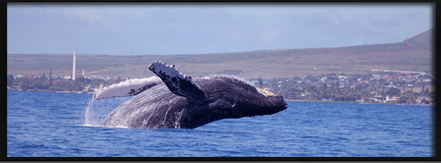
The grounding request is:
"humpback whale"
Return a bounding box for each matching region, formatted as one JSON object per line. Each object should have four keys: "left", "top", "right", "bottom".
{"left": 94, "top": 61, "right": 287, "bottom": 129}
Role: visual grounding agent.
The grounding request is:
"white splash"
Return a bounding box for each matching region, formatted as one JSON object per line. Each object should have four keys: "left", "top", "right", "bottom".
{"left": 84, "top": 95, "right": 131, "bottom": 126}
{"left": 94, "top": 76, "right": 162, "bottom": 100}
{"left": 107, "top": 125, "right": 130, "bottom": 129}
{"left": 84, "top": 97, "right": 96, "bottom": 126}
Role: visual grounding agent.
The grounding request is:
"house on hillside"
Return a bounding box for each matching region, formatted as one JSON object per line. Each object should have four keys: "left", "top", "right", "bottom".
{"left": 338, "top": 75, "right": 347, "bottom": 79}
{"left": 359, "top": 80, "right": 369, "bottom": 84}
{"left": 368, "top": 97, "right": 379, "bottom": 102}
{"left": 423, "top": 79, "right": 432, "bottom": 83}
{"left": 400, "top": 72, "right": 409, "bottom": 75}
{"left": 46, "top": 76, "right": 59, "bottom": 79}
{"left": 385, "top": 95, "right": 400, "bottom": 102}
{"left": 373, "top": 94, "right": 383, "bottom": 100}
{"left": 386, "top": 85, "right": 397, "bottom": 88}
{"left": 339, "top": 82, "right": 346, "bottom": 88}
{"left": 320, "top": 76, "right": 327, "bottom": 82}
{"left": 383, "top": 74, "right": 392, "bottom": 79}
{"left": 372, "top": 74, "right": 381, "bottom": 79}
{"left": 14, "top": 75, "right": 24, "bottom": 79}
{"left": 82, "top": 85, "right": 91, "bottom": 92}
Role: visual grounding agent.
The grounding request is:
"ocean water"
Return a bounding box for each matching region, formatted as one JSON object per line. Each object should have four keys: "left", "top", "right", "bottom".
{"left": 7, "top": 90, "right": 434, "bottom": 157}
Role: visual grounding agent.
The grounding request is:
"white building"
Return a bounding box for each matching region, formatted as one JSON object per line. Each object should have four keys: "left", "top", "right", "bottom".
{"left": 72, "top": 51, "right": 76, "bottom": 80}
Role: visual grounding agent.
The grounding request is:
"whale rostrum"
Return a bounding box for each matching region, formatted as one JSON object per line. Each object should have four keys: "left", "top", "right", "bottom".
{"left": 96, "top": 61, "right": 288, "bottom": 129}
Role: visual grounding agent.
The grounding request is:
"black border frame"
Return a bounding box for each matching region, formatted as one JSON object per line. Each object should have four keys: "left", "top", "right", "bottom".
{"left": 2, "top": 1, "right": 439, "bottom": 161}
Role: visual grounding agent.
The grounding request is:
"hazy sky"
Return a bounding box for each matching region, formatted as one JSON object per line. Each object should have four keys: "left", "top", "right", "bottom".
{"left": 7, "top": 3, "right": 433, "bottom": 55}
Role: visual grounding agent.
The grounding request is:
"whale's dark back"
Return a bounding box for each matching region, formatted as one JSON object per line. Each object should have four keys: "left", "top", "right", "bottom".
{"left": 101, "top": 75, "right": 287, "bottom": 129}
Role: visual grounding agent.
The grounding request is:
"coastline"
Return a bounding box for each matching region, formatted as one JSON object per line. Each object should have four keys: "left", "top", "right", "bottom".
{"left": 7, "top": 89, "right": 95, "bottom": 94}
{"left": 284, "top": 99, "right": 434, "bottom": 106}
{"left": 7, "top": 89, "right": 433, "bottom": 106}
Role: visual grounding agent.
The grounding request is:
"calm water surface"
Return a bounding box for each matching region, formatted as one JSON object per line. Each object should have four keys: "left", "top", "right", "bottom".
{"left": 7, "top": 90, "right": 434, "bottom": 157}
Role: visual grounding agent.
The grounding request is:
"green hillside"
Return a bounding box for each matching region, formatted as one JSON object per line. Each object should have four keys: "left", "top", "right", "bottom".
{"left": 7, "top": 29, "right": 433, "bottom": 80}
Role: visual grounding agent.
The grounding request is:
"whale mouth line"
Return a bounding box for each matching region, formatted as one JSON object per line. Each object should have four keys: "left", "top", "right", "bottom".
{"left": 257, "top": 87, "right": 275, "bottom": 97}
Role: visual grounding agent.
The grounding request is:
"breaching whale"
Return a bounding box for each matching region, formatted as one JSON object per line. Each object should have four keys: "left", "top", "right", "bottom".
{"left": 94, "top": 61, "right": 287, "bottom": 129}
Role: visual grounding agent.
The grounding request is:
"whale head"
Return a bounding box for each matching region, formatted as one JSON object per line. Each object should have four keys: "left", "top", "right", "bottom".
{"left": 180, "top": 75, "right": 288, "bottom": 128}
{"left": 205, "top": 75, "right": 288, "bottom": 117}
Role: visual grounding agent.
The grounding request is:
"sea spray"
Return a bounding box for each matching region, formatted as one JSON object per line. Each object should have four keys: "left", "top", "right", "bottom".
{"left": 84, "top": 97, "right": 95, "bottom": 126}
{"left": 84, "top": 96, "right": 131, "bottom": 126}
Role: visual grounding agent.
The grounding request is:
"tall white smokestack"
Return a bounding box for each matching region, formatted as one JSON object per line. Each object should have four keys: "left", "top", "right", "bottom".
{"left": 73, "top": 51, "right": 76, "bottom": 80}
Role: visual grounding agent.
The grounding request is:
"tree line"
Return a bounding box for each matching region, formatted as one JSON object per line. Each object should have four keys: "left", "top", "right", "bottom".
{"left": 7, "top": 71, "right": 434, "bottom": 105}
{"left": 7, "top": 74, "right": 122, "bottom": 92}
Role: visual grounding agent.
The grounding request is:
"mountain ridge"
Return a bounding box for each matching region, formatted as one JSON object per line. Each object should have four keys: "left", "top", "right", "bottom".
{"left": 7, "top": 29, "right": 433, "bottom": 79}
{"left": 403, "top": 28, "right": 433, "bottom": 48}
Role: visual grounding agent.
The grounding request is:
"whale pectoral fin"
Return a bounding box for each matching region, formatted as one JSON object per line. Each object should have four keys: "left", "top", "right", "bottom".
{"left": 93, "top": 76, "right": 162, "bottom": 100}
{"left": 148, "top": 61, "right": 205, "bottom": 101}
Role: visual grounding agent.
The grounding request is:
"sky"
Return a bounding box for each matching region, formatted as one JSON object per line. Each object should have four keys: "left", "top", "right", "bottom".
{"left": 7, "top": 3, "right": 434, "bottom": 55}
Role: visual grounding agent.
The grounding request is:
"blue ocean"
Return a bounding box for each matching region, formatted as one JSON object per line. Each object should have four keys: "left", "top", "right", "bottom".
{"left": 7, "top": 90, "right": 434, "bottom": 157}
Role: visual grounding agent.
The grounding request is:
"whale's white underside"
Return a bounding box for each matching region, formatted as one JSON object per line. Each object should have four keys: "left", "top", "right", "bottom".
{"left": 94, "top": 76, "right": 162, "bottom": 100}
